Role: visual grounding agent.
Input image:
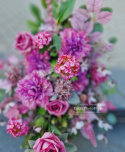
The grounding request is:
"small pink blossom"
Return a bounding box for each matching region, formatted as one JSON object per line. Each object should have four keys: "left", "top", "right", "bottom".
{"left": 33, "top": 132, "right": 66, "bottom": 152}
{"left": 0, "top": 59, "right": 4, "bottom": 69}
{"left": 46, "top": 99, "right": 69, "bottom": 116}
{"left": 55, "top": 55, "right": 80, "bottom": 80}
{"left": 15, "top": 32, "right": 34, "bottom": 55}
{"left": 7, "top": 118, "right": 29, "bottom": 137}
{"left": 34, "top": 32, "right": 52, "bottom": 49}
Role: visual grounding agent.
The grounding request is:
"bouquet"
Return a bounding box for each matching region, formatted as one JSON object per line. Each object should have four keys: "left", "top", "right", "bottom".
{"left": 0, "top": 0, "right": 119, "bottom": 151}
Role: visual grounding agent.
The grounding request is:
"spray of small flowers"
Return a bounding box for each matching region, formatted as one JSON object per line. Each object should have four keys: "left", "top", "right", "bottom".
{"left": 0, "top": 0, "right": 119, "bottom": 151}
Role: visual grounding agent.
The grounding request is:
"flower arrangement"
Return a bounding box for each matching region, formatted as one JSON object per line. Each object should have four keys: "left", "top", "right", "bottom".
{"left": 0, "top": 0, "right": 119, "bottom": 151}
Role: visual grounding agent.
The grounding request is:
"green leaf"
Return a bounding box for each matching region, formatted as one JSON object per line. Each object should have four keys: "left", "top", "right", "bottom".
{"left": 68, "top": 91, "right": 80, "bottom": 105}
{"left": 93, "top": 23, "right": 104, "bottom": 32}
{"left": 39, "top": 45, "right": 50, "bottom": 54}
{"left": 28, "top": 140, "right": 35, "bottom": 149}
{"left": 109, "top": 37, "right": 118, "bottom": 44}
{"left": 80, "top": 5, "right": 87, "bottom": 9}
{"left": 101, "top": 7, "right": 113, "bottom": 12}
{"left": 50, "top": 95, "right": 58, "bottom": 101}
{"left": 52, "top": 72, "right": 60, "bottom": 77}
{"left": 107, "top": 113, "right": 117, "bottom": 125}
{"left": 51, "top": 60, "right": 57, "bottom": 69}
{"left": 27, "top": 20, "right": 39, "bottom": 31}
{"left": 30, "top": 4, "right": 42, "bottom": 23}
{"left": 24, "top": 149, "right": 33, "bottom": 152}
{"left": 70, "top": 76, "right": 77, "bottom": 81}
{"left": 58, "top": 133, "right": 68, "bottom": 143}
{"left": 64, "top": 142, "right": 77, "bottom": 152}
{"left": 38, "top": 108, "right": 46, "bottom": 115}
{"left": 52, "top": 0, "right": 59, "bottom": 19}
{"left": 59, "top": 0, "right": 75, "bottom": 23}
{"left": 41, "top": 0, "right": 47, "bottom": 8}
{"left": 50, "top": 124, "right": 62, "bottom": 135}
{"left": 35, "top": 117, "right": 48, "bottom": 129}
{"left": 53, "top": 35, "right": 61, "bottom": 51}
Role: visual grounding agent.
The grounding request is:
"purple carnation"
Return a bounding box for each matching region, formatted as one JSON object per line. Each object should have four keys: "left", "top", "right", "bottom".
{"left": 24, "top": 49, "right": 51, "bottom": 73}
{"left": 72, "top": 70, "right": 89, "bottom": 92}
{"left": 60, "top": 28, "right": 91, "bottom": 60}
{"left": 16, "top": 70, "right": 53, "bottom": 109}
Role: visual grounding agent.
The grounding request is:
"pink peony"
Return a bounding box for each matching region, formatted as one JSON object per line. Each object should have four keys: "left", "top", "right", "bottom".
{"left": 16, "top": 70, "right": 53, "bottom": 109}
{"left": 46, "top": 99, "right": 69, "bottom": 116}
{"left": 60, "top": 28, "right": 91, "bottom": 60}
{"left": 24, "top": 49, "right": 51, "bottom": 73}
{"left": 34, "top": 32, "right": 52, "bottom": 49}
{"left": 33, "top": 132, "right": 66, "bottom": 152}
{"left": 7, "top": 118, "right": 29, "bottom": 137}
{"left": 14, "top": 31, "right": 34, "bottom": 55}
{"left": 91, "top": 66, "right": 111, "bottom": 85}
{"left": 55, "top": 55, "right": 80, "bottom": 80}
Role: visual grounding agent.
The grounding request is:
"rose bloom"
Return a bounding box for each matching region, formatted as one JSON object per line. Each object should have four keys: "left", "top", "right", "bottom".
{"left": 46, "top": 99, "right": 69, "bottom": 116}
{"left": 7, "top": 118, "right": 29, "bottom": 137}
{"left": 16, "top": 70, "right": 53, "bottom": 109}
{"left": 15, "top": 31, "right": 34, "bottom": 55}
{"left": 24, "top": 49, "right": 51, "bottom": 73}
{"left": 33, "top": 132, "right": 66, "bottom": 152}
{"left": 55, "top": 54, "right": 80, "bottom": 80}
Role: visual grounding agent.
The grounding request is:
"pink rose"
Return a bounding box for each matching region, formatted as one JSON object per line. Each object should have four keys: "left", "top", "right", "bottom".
{"left": 33, "top": 132, "right": 66, "bottom": 152}
{"left": 15, "top": 32, "right": 34, "bottom": 55}
{"left": 46, "top": 99, "right": 69, "bottom": 116}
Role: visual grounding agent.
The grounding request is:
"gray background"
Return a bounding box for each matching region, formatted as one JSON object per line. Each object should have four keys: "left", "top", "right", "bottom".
{"left": 0, "top": 0, "right": 125, "bottom": 152}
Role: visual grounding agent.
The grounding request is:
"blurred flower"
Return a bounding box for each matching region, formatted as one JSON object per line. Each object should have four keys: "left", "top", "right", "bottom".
{"left": 60, "top": 28, "right": 91, "bottom": 60}
{"left": 33, "top": 126, "right": 42, "bottom": 133}
{"left": 0, "top": 119, "right": 6, "bottom": 127}
{"left": 16, "top": 70, "right": 53, "bottom": 109}
{"left": 91, "top": 66, "right": 111, "bottom": 85}
{"left": 6, "top": 65, "right": 23, "bottom": 86}
{"left": 15, "top": 31, "right": 34, "bottom": 55}
{"left": 55, "top": 54, "right": 80, "bottom": 80}
{"left": 54, "top": 78, "right": 73, "bottom": 101}
{"left": 24, "top": 49, "right": 51, "bottom": 73}
{"left": 72, "top": 71, "right": 88, "bottom": 92}
{"left": 46, "top": 99, "right": 69, "bottom": 116}
{"left": 34, "top": 32, "right": 52, "bottom": 49}
{"left": 0, "top": 79, "right": 12, "bottom": 94}
{"left": 97, "top": 134, "right": 108, "bottom": 144}
{"left": 81, "top": 123, "right": 97, "bottom": 147}
{"left": 87, "top": 90, "right": 97, "bottom": 104}
{"left": 7, "top": 118, "right": 29, "bottom": 137}
{"left": 98, "top": 120, "right": 112, "bottom": 131}
{"left": 0, "top": 59, "right": 4, "bottom": 69}
{"left": 7, "top": 56, "right": 20, "bottom": 66}
{"left": 76, "top": 121, "right": 84, "bottom": 129}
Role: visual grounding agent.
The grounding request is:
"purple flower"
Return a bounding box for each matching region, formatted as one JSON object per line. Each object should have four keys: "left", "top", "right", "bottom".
{"left": 14, "top": 31, "right": 34, "bottom": 55}
{"left": 16, "top": 70, "right": 53, "bottom": 109}
{"left": 72, "top": 71, "right": 88, "bottom": 92}
{"left": 46, "top": 99, "right": 69, "bottom": 116}
{"left": 24, "top": 49, "right": 51, "bottom": 73}
{"left": 60, "top": 28, "right": 91, "bottom": 60}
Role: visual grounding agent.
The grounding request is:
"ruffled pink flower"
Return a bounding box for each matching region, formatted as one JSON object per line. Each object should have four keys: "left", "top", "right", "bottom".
{"left": 46, "top": 99, "right": 69, "bottom": 116}
{"left": 24, "top": 49, "right": 51, "bottom": 73}
{"left": 72, "top": 71, "right": 88, "bottom": 92}
{"left": 14, "top": 32, "right": 34, "bottom": 55}
{"left": 33, "top": 132, "right": 66, "bottom": 152}
{"left": 91, "top": 66, "right": 111, "bottom": 85}
{"left": 60, "top": 28, "right": 91, "bottom": 60}
{"left": 55, "top": 55, "right": 80, "bottom": 80}
{"left": 16, "top": 70, "right": 53, "bottom": 109}
{"left": 34, "top": 32, "right": 52, "bottom": 49}
{"left": 7, "top": 118, "right": 29, "bottom": 137}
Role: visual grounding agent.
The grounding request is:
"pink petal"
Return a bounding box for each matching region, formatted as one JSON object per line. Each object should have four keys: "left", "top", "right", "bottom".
{"left": 84, "top": 20, "right": 94, "bottom": 34}
{"left": 90, "top": 32, "right": 103, "bottom": 42}
{"left": 87, "top": 0, "right": 103, "bottom": 14}
{"left": 97, "top": 11, "right": 113, "bottom": 24}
